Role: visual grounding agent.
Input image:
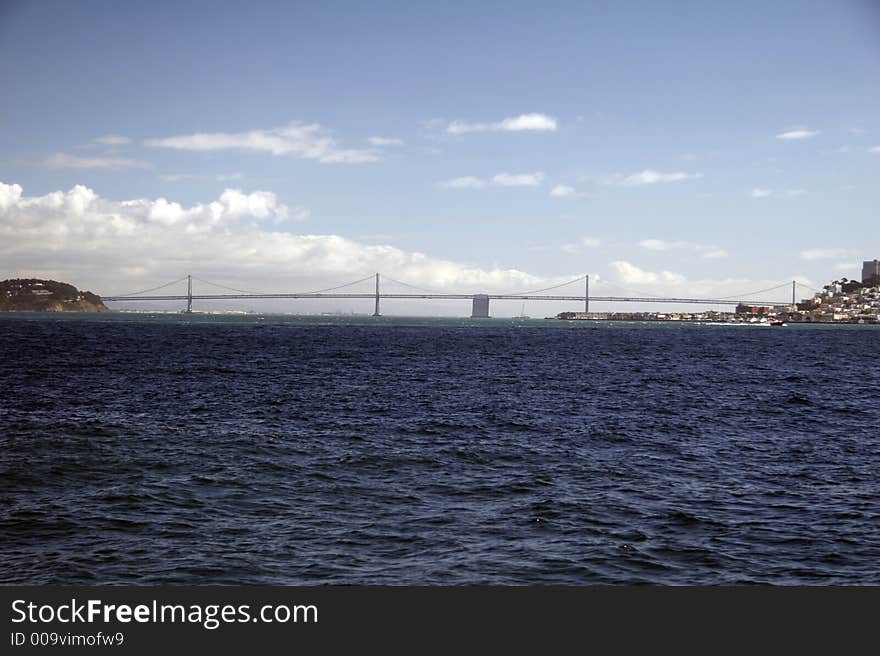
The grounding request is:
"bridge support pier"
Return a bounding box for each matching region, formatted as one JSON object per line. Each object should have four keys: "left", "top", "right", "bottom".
{"left": 471, "top": 294, "right": 490, "bottom": 318}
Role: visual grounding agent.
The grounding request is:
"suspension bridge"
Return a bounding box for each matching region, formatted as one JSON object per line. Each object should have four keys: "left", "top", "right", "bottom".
{"left": 101, "top": 274, "right": 814, "bottom": 317}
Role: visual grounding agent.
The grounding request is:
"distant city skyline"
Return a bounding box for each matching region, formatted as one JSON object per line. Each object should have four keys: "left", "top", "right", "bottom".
{"left": 1, "top": 0, "right": 878, "bottom": 314}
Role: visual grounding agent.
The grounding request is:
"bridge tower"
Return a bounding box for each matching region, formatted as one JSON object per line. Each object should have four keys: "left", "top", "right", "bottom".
{"left": 792, "top": 280, "right": 796, "bottom": 307}
{"left": 185, "top": 274, "right": 193, "bottom": 314}
{"left": 373, "top": 273, "right": 381, "bottom": 317}
{"left": 585, "top": 274, "right": 589, "bottom": 313}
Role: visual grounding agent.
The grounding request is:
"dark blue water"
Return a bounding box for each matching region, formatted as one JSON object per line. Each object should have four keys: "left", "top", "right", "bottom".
{"left": 1, "top": 314, "right": 878, "bottom": 584}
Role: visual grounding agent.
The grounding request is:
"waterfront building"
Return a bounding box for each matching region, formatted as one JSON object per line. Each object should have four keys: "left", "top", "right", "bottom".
{"left": 735, "top": 304, "right": 772, "bottom": 315}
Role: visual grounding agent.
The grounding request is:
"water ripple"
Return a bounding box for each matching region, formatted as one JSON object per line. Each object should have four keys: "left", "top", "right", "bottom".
{"left": 1, "top": 316, "right": 879, "bottom": 584}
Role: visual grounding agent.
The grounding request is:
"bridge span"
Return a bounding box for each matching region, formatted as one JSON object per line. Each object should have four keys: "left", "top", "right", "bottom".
{"left": 102, "top": 273, "right": 803, "bottom": 317}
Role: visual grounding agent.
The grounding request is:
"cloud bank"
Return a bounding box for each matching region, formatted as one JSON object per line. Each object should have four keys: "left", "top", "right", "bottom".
{"left": 0, "top": 181, "right": 550, "bottom": 300}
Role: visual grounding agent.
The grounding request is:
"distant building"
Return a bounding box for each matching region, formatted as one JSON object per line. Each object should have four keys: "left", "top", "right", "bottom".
{"left": 863, "top": 259, "right": 880, "bottom": 284}
{"left": 735, "top": 304, "right": 772, "bottom": 315}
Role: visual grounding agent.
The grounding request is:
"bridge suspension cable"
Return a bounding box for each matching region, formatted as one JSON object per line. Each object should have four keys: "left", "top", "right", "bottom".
{"left": 598, "top": 279, "right": 666, "bottom": 299}
{"left": 714, "top": 281, "right": 793, "bottom": 300}
{"left": 191, "top": 276, "right": 268, "bottom": 295}
{"left": 191, "top": 273, "right": 378, "bottom": 296}
{"left": 596, "top": 279, "right": 795, "bottom": 303}
{"left": 508, "top": 273, "right": 589, "bottom": 296}
{"left": 302, "top": 274, "right": 377, "bottom": 295}
{"left": 111, "top": 276, "right": 190, "bottom": 297}
{"left": 379, "top": 274, "right": 444, "bottom": 294}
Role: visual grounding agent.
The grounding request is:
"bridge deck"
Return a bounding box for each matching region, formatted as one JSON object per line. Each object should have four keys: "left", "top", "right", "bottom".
{"left": 102, "top": 293, "right": 785, "bottom": 306}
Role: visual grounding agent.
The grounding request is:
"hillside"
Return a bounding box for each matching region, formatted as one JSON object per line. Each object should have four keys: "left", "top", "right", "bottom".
{"left": 0, "top": 279, "right": 109, "bottom": 312}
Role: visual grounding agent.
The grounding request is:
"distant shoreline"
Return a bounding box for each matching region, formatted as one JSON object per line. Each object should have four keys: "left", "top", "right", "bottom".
{"left": 2, "top": 310, "right": 879, "bottom": 328}
{"left": 550, "top": 316, "right": 878, "bottom": 326}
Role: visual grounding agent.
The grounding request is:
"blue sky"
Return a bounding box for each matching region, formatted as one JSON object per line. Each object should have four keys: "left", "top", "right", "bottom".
{"left": 1, "top": 0, "right": 878, "bottom": 314}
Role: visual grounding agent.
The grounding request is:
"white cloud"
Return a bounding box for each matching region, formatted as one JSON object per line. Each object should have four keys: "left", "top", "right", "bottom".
{"left": 45, "top": 153, "right": 150, "bottom": 170}
{"left": 420, "top": 118, "right": 446, "bottom": 130}
{"left": 786, "top": 189, "right": 806, "bottom": 197}
{"left": 357, "top": 234, "right": 396, "bottom": 243}
{"left": 0, "top": 181, "right": 560, "bottom": 302}
{"left": 776, "top": 129, "right": 820, "bottom": 140}
{"left": 560, "top": 237, "right": 601, "bottom": 253}
{"left": 800, "top": 248, "right": 850, "bottom": 261}
{"left": 441, "top": 176, "right": 488, "bottom": 189}
{"left": 639, "top": 239, "right": 684, "bottom": 251}
{"left": 599, "top": 262, "right": 811, "bottom": 301}
{"left": 491, "top": 172, "right": 544, "bottom": 187}
{"left": 367, "top": 136, "right": 404, "bottom": 146}
{"left": 638, "top": 239, "right": 727, "bottom": 259}
{"left": 160, "top": 172, "right": 244, "bottom": 183}
{"left": 145, "top": 121, "right": 380, "bottom": 164}
{"left": 617, "top": 170, "right": 701, "bottom": 186}
{"left": 497, "top": 114, "right": 557, "bottom": 131}
{"left": 94, "top": 135, "right": 132, "bottom": 146}
{"left": 446, "top": 113, "right": 558, "bottom": 134}
{"left": 869, "top": 146, "right": 880, "bottom": 153}
{"left": 0, "top": 182, "right": 24, "bottom": 210}
{"left": 835, "top": 261, "right": 860, "bottom": 271}
{"left": 610, "top": 260, "right": 685, "bottom": 286}
{"left": 848, "top": 128, "right": 865, "bottom": 136}
{"left": 441, "top": 172, "right": 544, "bottom": 189}
{"left": 287, "top": 207, "right": 311, "bottom": 222}
{"left": 751, "top": 188, "right": 772, "bottom": 198}
{"left": 550, "top": 185, "right": 575, "bottom": 197}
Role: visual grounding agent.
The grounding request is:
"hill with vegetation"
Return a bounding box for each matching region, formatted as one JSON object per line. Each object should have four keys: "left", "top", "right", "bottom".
{"left": 0, "top": 279, "right": 108, "bottom": 312}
